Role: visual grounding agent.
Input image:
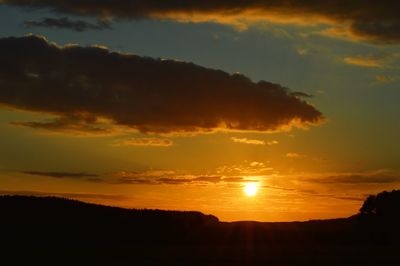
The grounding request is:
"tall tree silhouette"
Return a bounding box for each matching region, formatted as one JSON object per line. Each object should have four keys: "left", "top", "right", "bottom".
{"left": 360, "top": 190, "right": 400, "bottom": 221}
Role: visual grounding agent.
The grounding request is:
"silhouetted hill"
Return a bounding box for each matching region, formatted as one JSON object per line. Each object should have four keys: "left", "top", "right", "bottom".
{"left": 1, "top": 195, "right": 219, "bottom": 245}
{"left": 1, "top": 194, "right": 400, "bottom": 265}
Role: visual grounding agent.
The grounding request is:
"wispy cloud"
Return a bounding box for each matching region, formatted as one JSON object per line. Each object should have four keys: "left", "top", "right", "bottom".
{"left": 306, "top": 170, "right": 400, "bottom": 184}
{"left": 114, "top": 169, "right": 263, "bottom": 186}
{"left": 344, "top": 55, "right": 385, "bottom": 68}
{"left": 114, "top": 137, "right": 173, "bottom": 147}
{"left": 22, "top": 171, "right": 99, "bottom": 179}
{"left": 0, "top": 190, "right": 125, "bottom": 201}
{"left": 216, "top": 161, "right": 273, "bottom": 175}
{"left": 10, "top": 114, "right": 116, "bottom": 136}
{"left": 343, "top": 52, "right": 400, "bottom": 69}
{"left": 115, "top": 171, "right": 223, "bottom": 185}
{"left": 21, "top": 171, "right": 104, "bottom": 183}
{"left": 231, "top": 137, "right": 278, "bottom": 146}
{"left": 375, "top": 75, "right": 398, "bottom": 83}
{"left": 286, "top": 152, "right": 305, "bottom": 159}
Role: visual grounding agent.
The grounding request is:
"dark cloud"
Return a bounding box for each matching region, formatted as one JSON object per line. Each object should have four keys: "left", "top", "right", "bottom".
{"left": 0, "top": 190, "right": 126, "bottom": 201}
{"left": 116, "top": 178, "right": 155, "bottom": 185}
{"left": 328, "top": 175, "right": 400, "bottom": 184}
{"left": 221, "top": 177, "right": 247, "bottom": 183}
{"left": 307, "top": 172, "right": 400, "bottom": 184}
{"left": 156, "top": 178, "right": 192, "bottom": 185}
{"left": 193, "top": 176, "right": 222, "bottom": 183}
{"left": 10, "top": 113, "right": 113, "bottom": 135}
{"left": 116, "top": 174, "right": 223, "bottom": 185}
{"left": 306, "top": 191, "right": 364, "bottom": 202}
{"left": 1, "top": 1, "right": 399, "bottom": 43}
{"left": 116, "top": 173, "right": 262, "bottom": 185}
{"left": 24, "top": 17, "right": 111, "bottom": 32}
{"left": 261, "top": 185, "right": 296, "bottom": 192}
{"left": 85, "top": 177, "right": 106, "bottom": 183}
{"left": 329, "top": 195, "right": 364, "bottom": 202}
{"left": 0, "top": 35, "right": 322, "bottom": 134}
{"left": 351, "top": 20, "right": 400, "bottom": 43}
{"left": 260, "top": 184, "right": 364, "bottom": 202}
{"left": 22, "top": 170, "right": 99, "bottom": 179}
{"left": 114, "top": 171, "right": 248, "bottom": 185}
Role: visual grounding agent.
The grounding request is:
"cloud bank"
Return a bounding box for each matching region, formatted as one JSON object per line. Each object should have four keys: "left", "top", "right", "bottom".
{"left": 0, "top": 35, "right": 322, "bottom": 134}
{"left": 24, "top": 17, "right": 111, "bottom": 32}
{"left": 2, "top": 1, "right": 400, "bottom": 43}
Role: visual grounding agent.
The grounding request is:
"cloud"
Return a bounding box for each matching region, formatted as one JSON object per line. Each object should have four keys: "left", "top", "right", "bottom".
{"left": 375, "top": 75, "right": 398, "bottom": 83}
{"left": 0, "top": 35, "right": 322, "bottom": 135}
{"left": 300, "top": 190, "right": 365, "bottom": 202}
{"left": 22, "top": 170, "right": 99, "bottom": 179}
{"left": 85, "top": 177, "right": 105, "bottom": 183}
{"left": 343, "top": 56, "right": 385, "bottom": 68}
{"left": 115, "top": 171, "right": 223, "bottom": 185}
{"left": 115, "top": 170, "right": 182, "bottom": 185}
{"left": 350, "top": 19, "right": 400, "bottom": 43}
{"left": 193, "top": 175, "right": 222, "bottom": 183}
{"left": 216, "top": 161, "right": 273, "bottom": 175}
{"left": 286, "top": 152, "right": 304, "bottom": 159}
{"left": 115, "top": 137, "right": 173, "bottom": 147}
{"left": 296, "top": 48, "right": 309, "bottom": 56}
{"left": 221, "top": 177, "right": 257, "bottom": 183}
{"left": 24, "top": 17, "right": 111, "bottom": 32}
{"left": 2, "top": 1, "right": 400, "bottom": 43}
{"left": 230, "top": 137, "right": 278, "bottom": 146}
{"left": 0, "top": 190, "right": 126, "bottom": 201}
{"left": 327, "top": 174, "right": 400, "bottom": 184}
{"left": 10, "top": 113, "right": 115, "bottom": 136}
{"left": 290, "top": 92, "right": 313, "bottom": 98}
{"left": 262, "top": 185, "right": 296, "bottom": 192}
{"left": 231, "top": 137, "right": 265, "bottom": 145}
{"left": 306, "top": 170, "right": 400, "bottom": 184}
{"left": 114, "top": 170, "right": 263, "bottom": 185}
{"left": 115, "top": 167, "right": 369, "bottom": 202}
{"left": 327, "top": 195, "right": 364, "bottom": 202}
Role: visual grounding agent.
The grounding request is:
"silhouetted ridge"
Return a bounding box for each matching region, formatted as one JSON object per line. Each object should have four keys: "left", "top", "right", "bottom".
{"left": 0, "top": 195, "right": 219, "bottom": 224}
{"left": 2, "top": 194, "right": 400, "bottom": 265}
{"left": 1, "top": 195, "right": 219, "bottom": 246}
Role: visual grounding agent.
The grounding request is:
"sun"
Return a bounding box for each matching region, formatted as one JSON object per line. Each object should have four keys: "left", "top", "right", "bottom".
{"left": 244, "top": 182, "right": 258, "bottom": 197}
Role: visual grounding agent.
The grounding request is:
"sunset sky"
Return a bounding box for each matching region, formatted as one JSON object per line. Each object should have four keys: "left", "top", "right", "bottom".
{"left": 0, "top": 1, "right": 399, "bottom": 221}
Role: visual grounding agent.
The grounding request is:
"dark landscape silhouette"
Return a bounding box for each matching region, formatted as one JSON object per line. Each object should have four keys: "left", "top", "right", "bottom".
{"left": 2, "top": 190, "right": 400, "bottom": 265}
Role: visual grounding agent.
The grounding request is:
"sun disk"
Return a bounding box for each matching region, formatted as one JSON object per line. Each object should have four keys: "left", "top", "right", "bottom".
{"left": 244, "top": 182, "right": 258, "bottom": 197}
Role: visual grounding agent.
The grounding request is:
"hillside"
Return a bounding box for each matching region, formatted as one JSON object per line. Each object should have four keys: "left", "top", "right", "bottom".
{"left": 1, "top": 195, "right": 400, "bottom": 265}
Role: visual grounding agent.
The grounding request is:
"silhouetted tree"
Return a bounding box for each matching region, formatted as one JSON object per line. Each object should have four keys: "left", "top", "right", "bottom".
{"left": 360, "top": 195, "right": 377, "bottom": 215}
{"left": 360, "top": 190, "right": 400, "bottom": 221}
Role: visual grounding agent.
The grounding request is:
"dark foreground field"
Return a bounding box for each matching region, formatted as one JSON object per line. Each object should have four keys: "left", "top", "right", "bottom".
{"left": 1, "top": 193, "right": 400, "bottom": 265}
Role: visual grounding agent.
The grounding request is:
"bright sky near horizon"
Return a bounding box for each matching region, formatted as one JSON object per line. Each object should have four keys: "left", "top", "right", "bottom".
{"left": 0, "top": 1, "right": 399, "bottom": 221}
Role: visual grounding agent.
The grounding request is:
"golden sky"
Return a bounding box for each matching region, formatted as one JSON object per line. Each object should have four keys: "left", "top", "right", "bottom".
{"left": 0, "top": 1, "right": 400, "bottom": 221}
